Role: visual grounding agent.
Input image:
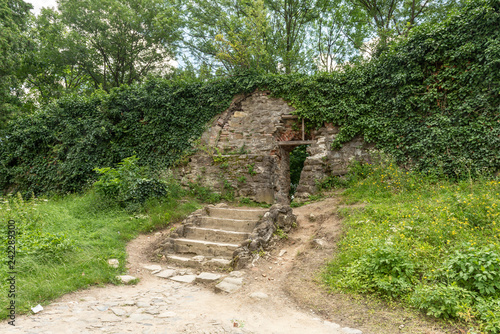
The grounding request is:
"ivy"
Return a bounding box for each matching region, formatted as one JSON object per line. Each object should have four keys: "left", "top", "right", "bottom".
{"left": 1, "top": 0, "right": 499, "bottom": 195}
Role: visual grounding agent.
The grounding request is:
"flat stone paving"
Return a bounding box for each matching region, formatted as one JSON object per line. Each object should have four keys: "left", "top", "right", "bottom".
{"left": 1, "top": 268, "right": 362, "bottom": 334}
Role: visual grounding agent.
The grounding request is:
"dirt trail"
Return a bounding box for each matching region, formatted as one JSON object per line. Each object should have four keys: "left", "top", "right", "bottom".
{"left": 2, "top": 197, "right": 458, "bottom": 334}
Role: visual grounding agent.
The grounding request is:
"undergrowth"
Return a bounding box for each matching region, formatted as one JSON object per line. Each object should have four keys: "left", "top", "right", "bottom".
{"left": 322, "top": 156, "right": 500, "bottom": 333}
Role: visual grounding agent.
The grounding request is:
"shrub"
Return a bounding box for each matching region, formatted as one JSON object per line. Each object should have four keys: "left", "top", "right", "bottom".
{"left": 445, "top": 245, "right": 500, "bottom": 296}
{"left": 93, "top": 156, "right": 169, "bottom": 208}
{"left": 356, "top": 245, "right": 416, "bottom": 298}
{"left": 410, "top": 283, "right": 474, "bottom": 319}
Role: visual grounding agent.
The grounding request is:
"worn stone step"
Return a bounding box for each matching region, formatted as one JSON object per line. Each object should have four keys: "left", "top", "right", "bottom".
{"left": 185, "top": 226, "right": 250, "bottom": 244}
{"left": 207, "top": 207, "right": 267, "bottom": 220}
{"left": 172, "top": 239, "right": 239, "bottom": 258}
{"left": 198, "top": 216, "right": 259, "bottom": 232}
{"left": 166, "top": 255, "right": 231, "bottom": 270}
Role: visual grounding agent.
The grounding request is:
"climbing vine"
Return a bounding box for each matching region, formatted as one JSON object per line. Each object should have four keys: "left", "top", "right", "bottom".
{"left": 0, "top": 0, "right": 499, "bottom": 195}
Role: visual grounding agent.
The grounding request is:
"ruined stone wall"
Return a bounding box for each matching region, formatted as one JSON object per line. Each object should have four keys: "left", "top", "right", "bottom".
{"left": 176, "top": 91, "right": 294, "bottom": 204}
{"left": 294, "top": 125, "right": 374, "bottom": 200}
{"left": 175, "top": 90, "right": 373, "bottom": 204}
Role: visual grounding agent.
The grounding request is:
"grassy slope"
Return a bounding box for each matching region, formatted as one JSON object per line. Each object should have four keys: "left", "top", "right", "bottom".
{"left": 323, "top": 159, "right": 500, "bottom": 332}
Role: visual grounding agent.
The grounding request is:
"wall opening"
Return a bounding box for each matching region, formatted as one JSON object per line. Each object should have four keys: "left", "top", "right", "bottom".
{"left": 289, "top": 144, "right": 310, "bottom": 200}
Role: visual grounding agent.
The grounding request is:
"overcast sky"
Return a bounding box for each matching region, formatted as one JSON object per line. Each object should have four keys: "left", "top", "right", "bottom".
{"left": 26, "top": 0, "right": 58, "bottom": 15}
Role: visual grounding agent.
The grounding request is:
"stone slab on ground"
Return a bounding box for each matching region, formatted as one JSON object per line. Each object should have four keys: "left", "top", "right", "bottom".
{"left": 170, "top": 275, "right": 197, "bottom": 284}
{"left": 142, "top": 264, "right": 162, "bottom": 271}
{"left": 196, "top": 272, "right": 222, "bottom": 283}
{"left": 116, "top": 275, "right": 137, "bottom": 284}
{"left": 249, "top": 292, "right": 268, "bottom": 299}
{"left": 215, "top": 277, "right": 243, "bottom": 293}
{"left": 342, "top": 328, "right": 363, "bottom": 334}
{"left": 155, "top": 269, "right": 177, "bottom": 279}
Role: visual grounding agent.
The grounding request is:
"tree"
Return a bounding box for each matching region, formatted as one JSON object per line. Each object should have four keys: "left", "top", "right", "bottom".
{"left": 348, "top": 0, "right": 462, "bottom": 54}
{"left": 0, "top": 0, "right": 32, "bottom": 129}
{"left": 265, "top": 0, "right": 325, "bottom": 73}
{"left": 22, "top": 8, "right": 92, "bottom": 104}
{"left": 57, "top": 0, "right": 183, "bottom": 91}
{"left": 184, "top": 0, "right": 276, "bottom": 74}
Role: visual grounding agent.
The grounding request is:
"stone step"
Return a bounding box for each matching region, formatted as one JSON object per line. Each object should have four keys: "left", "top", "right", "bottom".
{"left": 172, "top": 239, "right": 239, "bottom": 258}
{"left": 198, "top": 216, "right": 259, "bottom": 232}
{"left": 184, "top": 226, "right": 250, "bottom": 244}
{"left": 166, "top": 254, "right": 231, "bottom": 270}
{"left": 207, "top": 207, "right": 267, "bottom": 221}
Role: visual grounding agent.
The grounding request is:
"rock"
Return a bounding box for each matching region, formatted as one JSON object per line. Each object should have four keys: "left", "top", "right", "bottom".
{"left": 192, "top": 255, "right": 205, "bottom": 262}
{"left": 155, "top": 269, "right": 176, "bottom": 279}
{"left": 158, "top": 311, "right": 177, "bottom": 318}
{"left": 107, "top": 259, "right": 119, "bottom": 268}
{"left": 144, "top": 308, "right": 160, "bottom": 315}
{"left": 312, "top": 239, "right": 327, "bottom": 248}
{"left": 278, "top": 249, "right": 287, "bottom": 257}
{"left": 170, "top": 275, "right": 197, "bottom": 284}
{"left": 99, "top": 313, "right": 122, "bottom": 322}
{"left": 215, "top": 277, "right": 243, "bottom": 293}
{"left": 127, "top": 314, "right": 155, "bottom": 322}
{"left": 324, "top": 321, "right": 341, "bottom": 329}
{"left": 249, "top": 292, "right": 268, "bottom": 299}
{"left": 136, "top": 301, "right": 151, "bottom": 308}
{"left": 341, "top": 328, "right": 363, "bottom": 334}
{"left": 110, "top": 307, "right": 127, "bottom": 316}
{"left": 308, "top": 213, "right": 316, "bottom": 222}
{"left": 196, "top": 273, "right": 222, "bottom": 283}
{"left": 142, "top": 264, "right": 162, "bottom": 271}
{"left": 116, "top": 275, "right": 137, "bottom": 284}
{"left": 95, "top": 305, "right": 109, "bottom": 312}
{"left": 215, "top": 203, "right": 228, "bottom": 208}
{"left": 121, "top": 300, "right": 135, "bottom": 306}
{"left": 229, "top": 271, "right": 244, "bottom": 278}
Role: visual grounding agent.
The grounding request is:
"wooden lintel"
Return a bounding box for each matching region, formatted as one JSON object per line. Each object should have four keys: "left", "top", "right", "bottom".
{"left": 278, "top": 140, "right": 315, "bottom": 146}
{"left": 281, "top": 115, "right": 299, "bottom": 119}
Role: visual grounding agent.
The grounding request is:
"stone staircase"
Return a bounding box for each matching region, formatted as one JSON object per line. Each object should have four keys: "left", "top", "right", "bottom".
{"left": 162, "top": 205, "right": 268, "bottom": 269}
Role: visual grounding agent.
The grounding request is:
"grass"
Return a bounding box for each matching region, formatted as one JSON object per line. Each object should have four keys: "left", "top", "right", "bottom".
{"left": 322, "top": 158, "right": 500, "bottom": 333}
{"left": 0, "top": 191, "right": 200, "bottom": 319}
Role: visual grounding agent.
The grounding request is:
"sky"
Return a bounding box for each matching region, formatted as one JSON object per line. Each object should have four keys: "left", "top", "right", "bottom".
{"left": 25, "top": 0, "right": 58, "bottom": 15}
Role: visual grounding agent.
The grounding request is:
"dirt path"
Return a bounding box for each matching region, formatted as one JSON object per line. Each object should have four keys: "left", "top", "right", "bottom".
{"left": 2, "top": 197, "right": 459, "bottom": 334}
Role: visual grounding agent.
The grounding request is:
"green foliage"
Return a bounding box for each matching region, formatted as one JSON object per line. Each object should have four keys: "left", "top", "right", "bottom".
{"left": 0, "top": 0, "right": 33, "bottom": 131}
{"left": 58, "top": 0, "right": 183, "bottom": 91}
{"left": 410, "top": 283, "right": 474, "bottom": 319}
{"left": 289, "top": 145, "right": 308, "bottom": 196}
{"left": 247, "top": 163, "right": 257, "bottom": 176}
{"left": 317, "top": 159, "right": 373, "bottom": 190}
{"left": 323, "top": 157, "right": 500, "bottom": 331}
{"left": 445, "top": 246, "right": 500, "bottom": 296}
{"left": 352, "top": 246, "right": 416, "bottom": 298}
{"left": 93, "top": 156, "right": 168, "bottom": 209}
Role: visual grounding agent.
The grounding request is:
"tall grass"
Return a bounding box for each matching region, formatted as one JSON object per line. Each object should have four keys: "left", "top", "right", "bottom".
{"left": 322, "top": 158, "right": 500, "bottom": 333}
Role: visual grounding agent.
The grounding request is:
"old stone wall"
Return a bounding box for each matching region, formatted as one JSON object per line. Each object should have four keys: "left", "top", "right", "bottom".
{"left": 294, "top": 126, "right": 374, "bottom": 200}
{"left": 175, "top": 90, "right": 373, "bottom": 204}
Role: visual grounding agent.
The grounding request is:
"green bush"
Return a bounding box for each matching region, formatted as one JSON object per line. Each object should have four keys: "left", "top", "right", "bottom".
{"left": 357, "top": 245, "right": 416, "bottom": 298}
{"left": 410, "top": 283, "right": 473, "bottom": 319}
{"left": 93, "top": 156, "right": 169, "bottom": 208}
{"left": 445, "top": 246, "right": 500, "bottom": 296}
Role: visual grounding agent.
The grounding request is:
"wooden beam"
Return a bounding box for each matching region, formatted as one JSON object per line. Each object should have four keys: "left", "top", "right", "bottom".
{"left": 281, "top": 115, "right": 298, "bottom": 119}
{"left": 302, "top": 118, "right": 305, "bottom": 141}
{"left": 278, "top": 140, "right": 315, "bottom": 146}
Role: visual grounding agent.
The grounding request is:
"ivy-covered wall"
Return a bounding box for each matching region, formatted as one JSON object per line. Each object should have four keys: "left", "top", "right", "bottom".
{"left": 1, "top": 0, "right": 499, "bottom": 195}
